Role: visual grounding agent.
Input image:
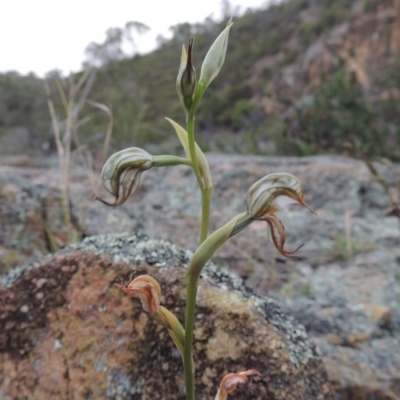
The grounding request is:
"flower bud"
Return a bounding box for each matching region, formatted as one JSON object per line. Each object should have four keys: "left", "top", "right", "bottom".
{"left": 246, "top": 173, "right": 316, "bottom": 259}
{"left": 215, "top": 370, "right": 260, "bottom": 400}
{"left": 176, "top": 37, "right": 197, "bottom": 114}
{"left": 199, "top": 19, "right": 233, "bottom": 89}
{"left": 96, "top": 147, "right": 153, "bottom": 206}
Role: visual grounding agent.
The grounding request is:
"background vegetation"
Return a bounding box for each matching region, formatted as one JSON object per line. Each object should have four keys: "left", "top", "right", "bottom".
{"left": 1, "top": 0, "right": 400, "bottom": 161}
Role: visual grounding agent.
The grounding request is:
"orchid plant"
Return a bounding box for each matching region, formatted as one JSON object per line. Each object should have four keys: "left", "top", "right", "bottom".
{"left": 97, "top": 18, "right": 315, "bottom": 400}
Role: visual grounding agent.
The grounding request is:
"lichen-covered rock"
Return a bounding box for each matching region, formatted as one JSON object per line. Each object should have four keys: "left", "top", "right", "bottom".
{"left": 1, "top": 154, "right": 399, "bottom": 283}
{"left": 0, "top": 157, "right": 144, "bottom": 274}
{"left": 0, "top": 233, "right": 333, "bottom": 400}
{"left": 1, "top": 154, "right": 400, "bottom": 398}
{"left": 0, "top": 162, "right": 74, "bottom": 274}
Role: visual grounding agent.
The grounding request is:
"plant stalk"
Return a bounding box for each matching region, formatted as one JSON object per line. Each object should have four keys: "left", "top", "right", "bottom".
{"left": 183, "top": 213, "right": 252, "bottom": 400}
{"left": 187, "top": 83, "right": 210, "bottom": 244}
{"left": 200, "top": 187, "right": 212, "bottom": 244}
{"left": 184, "top": 83, "right": 209, "bottom": 400}
{"left": 187, "top": 115, "right": 203, "bottom": 191}
{"left": 183, "top": 277, "right": 198, "bottom": 400}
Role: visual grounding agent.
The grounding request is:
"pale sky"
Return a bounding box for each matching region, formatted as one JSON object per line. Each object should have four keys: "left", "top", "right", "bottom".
{"left": 1, "top": 0, "right": 270, "bottom": 77}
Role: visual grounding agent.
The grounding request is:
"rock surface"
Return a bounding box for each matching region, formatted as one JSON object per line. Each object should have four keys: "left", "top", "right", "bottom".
{"left": 1, "top": 153, "right": 400, "bottom": 399}
{"left": 0, "top": 234, "right": 333, "bottom": 400}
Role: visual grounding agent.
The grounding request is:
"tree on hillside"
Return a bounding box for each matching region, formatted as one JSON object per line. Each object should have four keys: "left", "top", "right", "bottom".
{"left": 85, "top": 21, "right": 150, "bottom": 66}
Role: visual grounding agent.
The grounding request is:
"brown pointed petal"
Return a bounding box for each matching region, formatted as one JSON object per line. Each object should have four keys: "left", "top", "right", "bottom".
{"left": 95, "top": 168, "right": 145, "bottom": 206}
{"left": 265, "top": 214, "right": 305, "bottom": 260}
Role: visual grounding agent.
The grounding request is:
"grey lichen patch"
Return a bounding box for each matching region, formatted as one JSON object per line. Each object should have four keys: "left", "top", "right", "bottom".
{"left": 0, "top": 233, "right": 187, "bottom": 289}
{"left": 130, "top": 378, "right": 145, "bottom": 395}
{"left": 106, "top": 369, "right": 136, "bottom": 399}
{"left": 70, "top": 233, "right": 192, "bottom": 269}
{"left": 1, "top": 262, "right": 30, "bottom": 288}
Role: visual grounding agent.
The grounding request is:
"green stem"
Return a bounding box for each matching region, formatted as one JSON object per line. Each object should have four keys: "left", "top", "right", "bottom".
{"left": 188, "top": 213, "right": 252, "bottom": 281}
{"left": 184, "top": 277, "right": 198, "bottom": 400}
{"left": 183, "top": 213, "right": 252, "bottom": 400}
{"left": 153, "top": 155, "right": 193, "bottom": 167}
{"left": 187, "top": 83, "right": 210, "bottom": 245}
{"left": 200, "top": 187, "right": 212, "bottom": 244}
{"left": 187, "top": 112, "right": 203, "bottom": 191}
{"left": 184, "top": 82, "right": 209, "bottom": 400}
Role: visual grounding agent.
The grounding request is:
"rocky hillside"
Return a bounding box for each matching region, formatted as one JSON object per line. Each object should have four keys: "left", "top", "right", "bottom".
{"left": 1, "top": 0, "right": 400, "bottom": 159}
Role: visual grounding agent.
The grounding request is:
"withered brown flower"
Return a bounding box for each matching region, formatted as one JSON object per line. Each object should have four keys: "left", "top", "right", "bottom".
{"left": 116, "top": 274, "right": 161, "bottom": 314}
{"left": 215, "top": 370, "right": 260, "bottom": 400}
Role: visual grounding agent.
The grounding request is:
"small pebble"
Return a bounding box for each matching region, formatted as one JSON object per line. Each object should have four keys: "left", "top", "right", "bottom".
{"left": 36, "top": 278, "right": 47, "bottom": 289}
